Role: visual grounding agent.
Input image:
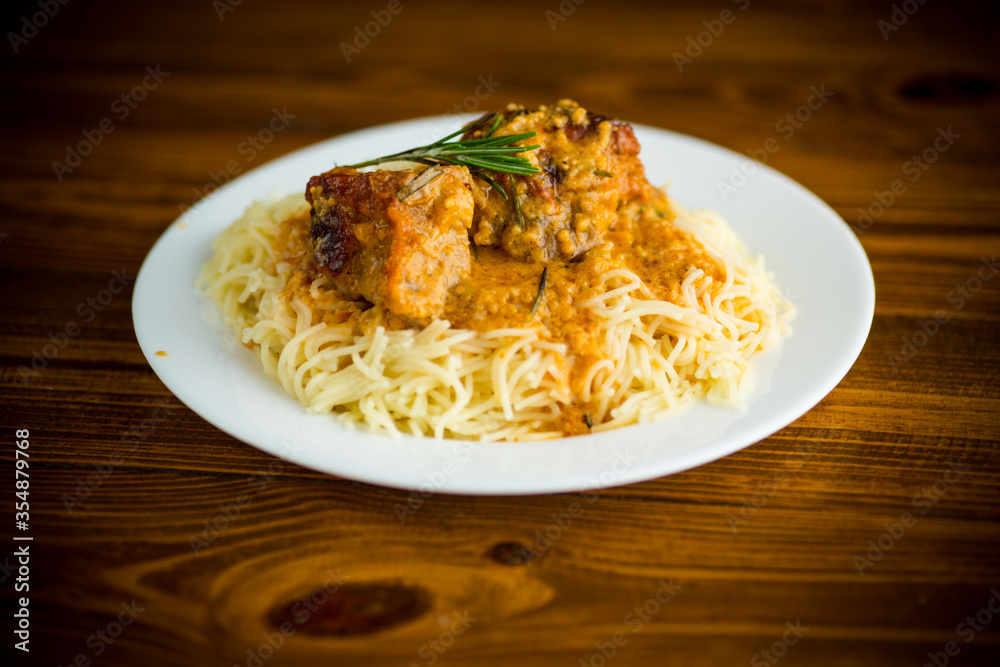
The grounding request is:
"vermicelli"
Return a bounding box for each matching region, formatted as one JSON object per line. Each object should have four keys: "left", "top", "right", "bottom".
{"left": 199, "top": 191, "right": 792, "bottom": 441}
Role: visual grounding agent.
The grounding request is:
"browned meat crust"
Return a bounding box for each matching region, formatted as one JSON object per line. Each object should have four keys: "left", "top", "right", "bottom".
{"left": 305, "top": 165, "right": 474, "bottom": 325}
{"left": 462, "top": 99, "right": 654, "bottom": 262}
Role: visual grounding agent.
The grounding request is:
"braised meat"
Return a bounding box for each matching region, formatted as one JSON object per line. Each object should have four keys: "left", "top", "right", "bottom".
{"left": 463, "top": 99, "right": 653, "bottom": 262}
{"left": 305, "top": 165, "right": 474, "bottom": 325}
{"left": 305, "top": 100, "right": 661, "bottom": 324}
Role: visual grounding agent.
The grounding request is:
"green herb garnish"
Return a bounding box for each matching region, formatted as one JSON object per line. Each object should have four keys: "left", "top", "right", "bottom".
{"left": 528, "top": 267, "right": 548, "bottom": 319}
{"left": 342, "top": 113, "right": 541, "bottom": 199}
{"left": 593, "top": 169, "right": 616, "bottom": 178}
{"left": 513, "top": 191, "right": 526, "bottom": 229}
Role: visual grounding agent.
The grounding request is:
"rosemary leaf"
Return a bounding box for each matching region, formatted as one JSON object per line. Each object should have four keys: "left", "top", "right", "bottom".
{"left": 473, "top": 170, "right": 507, "bottom": 199}
{"left": 397, "top": 165, "right": 443, "bottom": 200}
{"left": 513, "top": 191, "right": 525, "bottom": 229}
{"left": 528, "top": 267, "right": 548, "bottom": 319}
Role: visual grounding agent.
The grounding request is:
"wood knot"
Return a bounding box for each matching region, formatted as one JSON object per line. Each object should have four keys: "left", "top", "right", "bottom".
{"left": 898, "top": 72, "right": 996, "bottom": 103}
{"left": 486, "top": 542, "right": 536, "bottom": 566}
{"left": 267, "top": 582, "right": 431, "bottom": 636}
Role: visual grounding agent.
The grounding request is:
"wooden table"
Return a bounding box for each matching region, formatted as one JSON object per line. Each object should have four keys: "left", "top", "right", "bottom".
{"left": 2, "top": 0, "right": 998, "bottom": 665}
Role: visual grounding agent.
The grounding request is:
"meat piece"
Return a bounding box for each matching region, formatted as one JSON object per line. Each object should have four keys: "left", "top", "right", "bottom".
{"left": 464, "top": 99, "right": 654, "bottom": 263}
{"left": 306, "top": 165, "right": 474, "bottom": 325}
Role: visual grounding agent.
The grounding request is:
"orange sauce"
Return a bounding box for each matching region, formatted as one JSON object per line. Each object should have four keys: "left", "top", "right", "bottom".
{"left": 276, "top": 193, "right": 719, "bottom": 436}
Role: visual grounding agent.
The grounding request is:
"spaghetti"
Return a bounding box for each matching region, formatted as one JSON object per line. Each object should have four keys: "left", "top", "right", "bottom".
{"left": 198, "top": 188, "right": 792, "bottom": 441}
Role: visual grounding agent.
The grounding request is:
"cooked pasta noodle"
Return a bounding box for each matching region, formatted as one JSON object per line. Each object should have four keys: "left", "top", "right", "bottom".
{"left": 199, "top": 191, "right": 793, "bottom": 441}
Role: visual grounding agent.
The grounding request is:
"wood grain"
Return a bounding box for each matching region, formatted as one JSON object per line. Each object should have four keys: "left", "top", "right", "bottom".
{"left": 1, "top": 0, "right": 999, "bottom": 665}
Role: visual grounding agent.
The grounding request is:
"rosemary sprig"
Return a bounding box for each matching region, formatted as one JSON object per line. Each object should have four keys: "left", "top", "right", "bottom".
{"left": 342, "top": 113, "right": 541, "bottom": 199}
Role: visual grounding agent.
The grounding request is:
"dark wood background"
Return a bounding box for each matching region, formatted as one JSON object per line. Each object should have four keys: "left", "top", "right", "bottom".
{"left": 1, "top": 0, "right": 998, "bottom": 665}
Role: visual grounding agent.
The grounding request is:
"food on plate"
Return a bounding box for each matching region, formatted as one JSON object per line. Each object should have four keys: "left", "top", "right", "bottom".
{"left": 199, "top": 100, "right": 793, "bottom": 441}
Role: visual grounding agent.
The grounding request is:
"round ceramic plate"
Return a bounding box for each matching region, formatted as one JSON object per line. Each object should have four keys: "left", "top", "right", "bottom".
{"left": 133, "top": 114, "right": 874, "bottom": 495}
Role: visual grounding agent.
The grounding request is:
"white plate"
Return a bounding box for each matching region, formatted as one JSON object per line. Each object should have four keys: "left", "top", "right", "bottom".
{"left": 133, "top": 114, "right": 874, "bottom": 495}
